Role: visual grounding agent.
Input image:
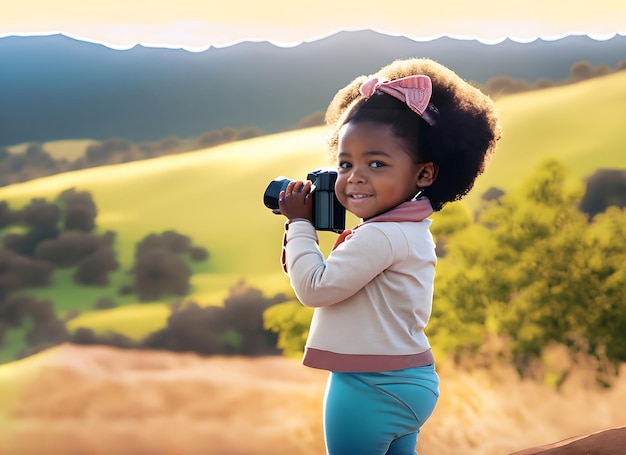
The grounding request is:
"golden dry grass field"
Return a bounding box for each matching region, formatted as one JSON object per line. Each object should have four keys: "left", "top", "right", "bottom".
{"left": 0, "top": 344, "right": 625, "bottom": 454}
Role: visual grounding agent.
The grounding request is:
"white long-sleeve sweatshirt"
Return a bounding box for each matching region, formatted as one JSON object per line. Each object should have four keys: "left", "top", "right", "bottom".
{"left": 282, "top": 199, "right": 437, "bottom": 372}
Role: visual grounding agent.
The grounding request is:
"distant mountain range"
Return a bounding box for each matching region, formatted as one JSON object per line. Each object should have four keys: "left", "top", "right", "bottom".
{"left": 1, "top": 30, "right": 625, "bottom": 147}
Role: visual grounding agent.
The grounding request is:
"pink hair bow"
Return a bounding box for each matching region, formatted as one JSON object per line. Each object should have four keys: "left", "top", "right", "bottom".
{"left": 359, "top": 75, "right": 438, "bottom": 126}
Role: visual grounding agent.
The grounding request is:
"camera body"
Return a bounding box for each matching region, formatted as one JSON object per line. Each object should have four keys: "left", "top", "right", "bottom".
{"left": 264, "top": 169, "right": 346, "bottom": 233}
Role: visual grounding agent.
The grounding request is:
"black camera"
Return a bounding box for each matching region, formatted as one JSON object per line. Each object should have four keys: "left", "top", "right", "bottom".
{"left": 263, "top": 169, "right": 345, "bottom": 233}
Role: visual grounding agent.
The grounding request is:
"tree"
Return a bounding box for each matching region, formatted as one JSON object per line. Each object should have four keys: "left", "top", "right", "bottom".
{"left": 141, "top": 283, "right": 286, "bottom": 355}
{"left": 0, "top": 201, "right": 19, "bottom": 228}
{"left": 74, "top": 246, "right": 120, "bottom": 286}
{"left": 136, "top": 231, "right": 192, "bottom": 257}
{"left": 0, "top": 295, "right": 69, "bottom": 357}
{"left": 484, "top": 76, "right": 531, "bottom": 97}
{"left": 34, "top": 231, "right": 103, "bottom": 267}
{"left": 297, "top": 111, "right": 325, "bottom": 128}
{"left": 582, "top": 207, "right": 626, "bottom": 364}
{"left": 195, "top": 128, "right": 238, "bottom": 148}
{"left": 20, "top": 298, "right": 69, "bottom": 358}
{"left": 20, "top": 198, "right": 60, "bottom": 230}
{"left": 7, "top": 198, "right": 60, "bottom": 257}
{"left": 220, "top": 281, "right": 284, "bottom": 355}
{"left": 568, "top": 61, "right": 612, "bottom": 83}
{"left": 85, "top": 137, "right": 136, "bottom": 165}
{"left": 0, "top": 250, "right": 54, "bottom": 298}
{"left": 264, "top": 301, "right": 312, "bottom": 358}
{"left": 579, "top": 169, "right": 626, "bottom": 220}
{"left": 133, "top": 248, "right": 190, "bottom": 300}
{"left": 59, "top": 188, "right": 98, "bottom": 232}
{"left": 24, "top": 144, "right": 55, "bottom": 167}
{"left": 430, "top": 159, "right": 626, "bottom": 382}
{"left": 131, "top": 231, "right": 209, "bottom": 300}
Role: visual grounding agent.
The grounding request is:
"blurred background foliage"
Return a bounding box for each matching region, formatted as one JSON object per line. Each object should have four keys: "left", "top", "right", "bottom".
{"left": 0, "top": 65, "right": 625, "bottom": 388}
{"left": 264, "top": 160, "right": 626, "bottom": 387}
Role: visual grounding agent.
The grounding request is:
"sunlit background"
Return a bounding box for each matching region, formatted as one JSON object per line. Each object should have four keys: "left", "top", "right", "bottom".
{"left": 1, "top": 1, "right": 626, "bottom": 454}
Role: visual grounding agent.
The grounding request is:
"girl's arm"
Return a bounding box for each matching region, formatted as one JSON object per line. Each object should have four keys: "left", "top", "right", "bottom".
{"left": 284, "top": 221, "right": 399, "bottom": 307}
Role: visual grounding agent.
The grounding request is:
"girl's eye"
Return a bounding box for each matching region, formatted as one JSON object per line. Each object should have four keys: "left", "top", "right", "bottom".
{"left": 338, "top": 161, "right": 351, "bottom": 169}
{"left": 370, "top": 161, "right": 385, "bottom": 168}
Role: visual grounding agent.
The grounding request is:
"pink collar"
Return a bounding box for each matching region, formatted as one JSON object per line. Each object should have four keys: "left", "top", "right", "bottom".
{"left": 362, "top": 198, "right": 434, "bottom": 224}
{"left": 333, "top": 199, "right": 433, "bottom": 250}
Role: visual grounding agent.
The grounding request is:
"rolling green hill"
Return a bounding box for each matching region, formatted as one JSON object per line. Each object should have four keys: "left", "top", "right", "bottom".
{"left": 465, "top": 70, "right": 626, "bottom": 209}
{"left": 1, "top": 71, "right": 625, "bottom": 341}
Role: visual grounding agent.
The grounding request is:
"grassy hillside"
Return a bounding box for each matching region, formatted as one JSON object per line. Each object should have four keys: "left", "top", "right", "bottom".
{"left": 1, "top": 72, "right": 625, "bottom": 340}
{"left": 0, "top": 128, "right": 339, "bottom": 277}
{"left": 465, "top": 70, "right": 626, "bottom": 209}
{"left": 0, "top": 129, "right": 346, "bottom": 340}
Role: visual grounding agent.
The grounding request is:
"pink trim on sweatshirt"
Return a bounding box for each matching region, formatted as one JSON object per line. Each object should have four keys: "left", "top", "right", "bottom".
{"left": 303, "top": 347, "right": 435, "bottom": 372}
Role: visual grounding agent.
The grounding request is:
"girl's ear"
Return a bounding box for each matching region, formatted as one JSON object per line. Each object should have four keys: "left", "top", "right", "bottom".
{"left": 416, "top": 162, "right": 438, "bottom": 188}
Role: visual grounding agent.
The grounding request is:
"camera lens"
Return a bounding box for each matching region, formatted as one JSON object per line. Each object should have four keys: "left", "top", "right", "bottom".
{"left": 263, "top": 177, "right": 291, "bottom": 210}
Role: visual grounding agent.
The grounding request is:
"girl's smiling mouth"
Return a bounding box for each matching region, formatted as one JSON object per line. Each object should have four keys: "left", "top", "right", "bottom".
{"left": 348, "top": 193, "right": 372, "bottom": 201}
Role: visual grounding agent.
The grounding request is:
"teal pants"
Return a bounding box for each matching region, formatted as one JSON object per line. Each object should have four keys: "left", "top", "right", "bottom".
{"left": 323, "top": 364, "right": 439, "bottom": 455}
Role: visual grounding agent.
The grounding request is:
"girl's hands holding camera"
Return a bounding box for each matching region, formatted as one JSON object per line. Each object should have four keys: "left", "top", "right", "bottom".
{"left": 278, "top": 180, "right": 314, "bottom": 223}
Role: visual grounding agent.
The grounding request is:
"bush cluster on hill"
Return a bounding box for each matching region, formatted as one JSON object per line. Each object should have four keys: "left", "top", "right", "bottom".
{"left": 1, "top": 188, "right": 114, "bottom": 284}
{"left": 73, "top": 281, "right": 287, "bottom": 356}
{"left": 482, "top": 59, "right": 626, "bottom": 97}
{"left": 0, "top": 188, "right": 285, "bottom": 362}
{"left": 0, "top": 126, "right": 263, "bottom": 187}
{"left": 0, "top": 189, "right": 209, "bottom": 360}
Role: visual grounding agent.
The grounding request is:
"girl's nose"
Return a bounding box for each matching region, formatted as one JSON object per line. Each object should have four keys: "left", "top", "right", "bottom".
{"left": 348, "top": 167, "right": 366, "bottom": 183}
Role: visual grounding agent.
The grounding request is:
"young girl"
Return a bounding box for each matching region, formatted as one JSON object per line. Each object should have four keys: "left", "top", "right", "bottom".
{"left": 276, "top": 58, "right": 500, "bottom": 454}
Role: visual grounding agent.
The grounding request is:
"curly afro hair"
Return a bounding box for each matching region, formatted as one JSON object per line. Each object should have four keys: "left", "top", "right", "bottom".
{"left": 325, "top": 58, "right": 501, "bottom": 211}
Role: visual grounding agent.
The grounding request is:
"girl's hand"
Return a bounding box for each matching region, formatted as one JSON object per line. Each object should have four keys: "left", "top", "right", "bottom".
{"left": 278, "top": 180, "right": 314, "bottom": 223}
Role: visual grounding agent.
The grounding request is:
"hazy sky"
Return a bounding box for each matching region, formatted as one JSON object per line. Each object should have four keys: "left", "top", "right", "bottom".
{"left": 2, "top": 0, "right": 625, "bottom": 50}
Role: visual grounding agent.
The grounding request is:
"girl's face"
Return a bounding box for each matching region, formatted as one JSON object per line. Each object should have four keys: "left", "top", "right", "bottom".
{"left": 335, "top": 121, "right": 429, "bottom": 220}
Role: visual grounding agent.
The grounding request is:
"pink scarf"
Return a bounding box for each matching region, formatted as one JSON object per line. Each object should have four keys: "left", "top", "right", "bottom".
{"left": 332, "top": 198, "right": 434, "bottom": 250}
